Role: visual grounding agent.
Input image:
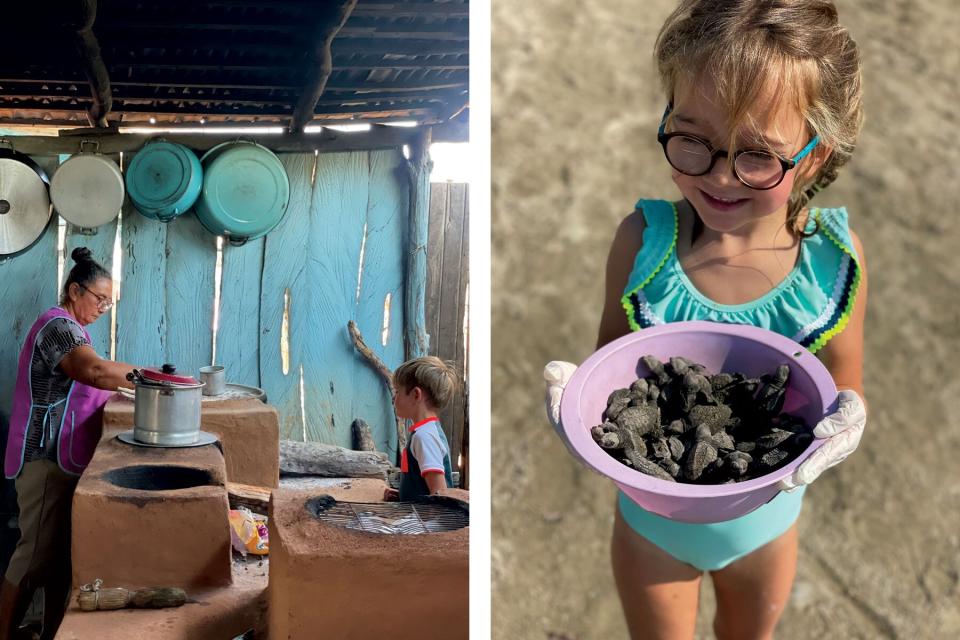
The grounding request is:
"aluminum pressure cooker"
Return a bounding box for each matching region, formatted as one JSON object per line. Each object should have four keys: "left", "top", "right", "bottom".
{"left": 128, "top": 364, "right": 205, "bottom": 446}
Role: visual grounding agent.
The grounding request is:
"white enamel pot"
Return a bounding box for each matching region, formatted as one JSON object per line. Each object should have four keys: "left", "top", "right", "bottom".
{"left": 51, "top": 140, "right": 124, "bottom": 230}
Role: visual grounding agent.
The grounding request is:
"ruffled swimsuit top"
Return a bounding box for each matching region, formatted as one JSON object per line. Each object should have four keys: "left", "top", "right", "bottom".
{"left": 621, "top": 199, "right": 862, "bottom": 353}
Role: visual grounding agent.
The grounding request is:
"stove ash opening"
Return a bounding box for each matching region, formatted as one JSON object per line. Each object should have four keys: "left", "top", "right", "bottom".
{"left": 105, "top": 465, "right": 215, "bottom": 491}
{"left": 305, "top": 494, "right": 469, "bottom": 535}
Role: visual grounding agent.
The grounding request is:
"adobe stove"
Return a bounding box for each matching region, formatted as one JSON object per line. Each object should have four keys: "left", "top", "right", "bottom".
{"left": 56, "top": 386, "right": 279, "bottom": 639}
{"left": 268, "top": 482, "right": 470, "bottom": 640}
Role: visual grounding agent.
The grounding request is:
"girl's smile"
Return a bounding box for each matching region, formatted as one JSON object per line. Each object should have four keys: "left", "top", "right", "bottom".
{"left": 697, "top": 188, "right": 750, "bottom": 211}
{"left": 665, "top": 75, "right": 824, "bottom": 239}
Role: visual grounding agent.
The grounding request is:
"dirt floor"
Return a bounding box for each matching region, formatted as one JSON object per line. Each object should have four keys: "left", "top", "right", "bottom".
{"left": 491, "top": 1, "right": 960, "bottom": 638}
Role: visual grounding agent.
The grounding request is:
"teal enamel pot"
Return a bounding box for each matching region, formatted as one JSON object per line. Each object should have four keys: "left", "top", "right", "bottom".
{"left": 196, "top": 141, "right": 290, "bottom": 244}
{"left": 126, "top": 140, "right": 203, "bottom": 222}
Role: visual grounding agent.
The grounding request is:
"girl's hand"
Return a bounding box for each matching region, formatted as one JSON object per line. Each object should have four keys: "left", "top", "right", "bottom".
{"left": 543, "top": 361, "right": 593, "bottom": 469}
{"left": 778, "top": 389, "right": 866, "bottom": 492}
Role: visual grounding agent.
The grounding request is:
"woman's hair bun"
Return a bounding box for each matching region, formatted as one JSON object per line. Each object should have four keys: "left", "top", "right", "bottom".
{"left": 71, "top": 247, "right": 93, "bottom": 263}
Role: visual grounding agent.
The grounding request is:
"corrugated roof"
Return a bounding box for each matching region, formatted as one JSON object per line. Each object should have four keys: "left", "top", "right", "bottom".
{"left": 0, "top": 0, "right": 469, "bottom": 129}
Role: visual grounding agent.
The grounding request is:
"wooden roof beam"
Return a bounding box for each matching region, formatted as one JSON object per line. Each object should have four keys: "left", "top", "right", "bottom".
{"left": 0, "top": 99, "right": 439, "bottom": 120}
{"left": 73, "top": 0, "right": 111, "bottom": 128}
{"left": 100, "top": 63, "right": 469, "bottom": 73}
{"left": 0, "top": 87, "right": 449, "bottom": 108}
{"left": 289, "top": 0, "right": 358, "bottom": 134}
{"left": 0, "top": 76, "right": 468, "bottom": 94}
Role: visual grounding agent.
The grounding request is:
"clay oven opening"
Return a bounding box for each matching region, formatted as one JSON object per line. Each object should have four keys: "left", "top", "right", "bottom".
{"left": 105, "top": 465, "right": 215, "bottom": 491}
{"left": 305, "top": 495, "right": 469, "bottom": 535}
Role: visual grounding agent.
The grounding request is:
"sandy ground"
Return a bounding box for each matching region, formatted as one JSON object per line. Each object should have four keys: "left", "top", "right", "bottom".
{"left": 491, "top": 1, "right": 960, "bottom": 638}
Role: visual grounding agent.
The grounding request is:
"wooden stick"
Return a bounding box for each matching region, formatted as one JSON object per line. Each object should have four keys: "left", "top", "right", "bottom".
{"left": 289, "top": 0, "right": 358, "bottom": 133}
{"left": 347, "top": 320, "right": 406, "bottom": 459}
{"left": 72, "top": 1, "right": 112, "bottom": 128}
{"left": 352, "top": 418, "right": 376, "bottom": 452}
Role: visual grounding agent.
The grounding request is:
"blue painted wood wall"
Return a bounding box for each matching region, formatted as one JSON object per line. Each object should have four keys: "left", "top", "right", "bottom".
{"left": 0, "top": 149, "right": 410, "bottom": 462}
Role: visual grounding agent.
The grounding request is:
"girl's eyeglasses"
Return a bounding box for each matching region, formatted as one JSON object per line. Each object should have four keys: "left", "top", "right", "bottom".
{"left": 78, "top": 284, "right": 114, "bottom": 312}
{"left": 657, "top": 104, "right": 819, "bottom": 190}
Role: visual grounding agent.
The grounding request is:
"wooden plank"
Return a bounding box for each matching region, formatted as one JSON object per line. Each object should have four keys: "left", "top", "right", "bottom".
{"left": 451, "top": 184, "right": 469, "bottom": 478}
{"left": 63, "top": 153, "right": 121, "bottom": 359}
{"left": 404, "top": 130, "right": 431, "bottom": 358}
{"left": 227, "top": 482, "right": 272, "bottom": 514}
{"left": 423, "top": 180, "right": 470, "bottom": 479}
{"left": 425, "top": 182, "right": 448, "bottom": 354}
{"left": 259, "top": 153, "right": 315, "bottom": 440}
{"left": 0, "top": 156, "right": 60, "bottom": 418}
{"left": 217, "top": 237, "right": 264, "bottom": 387}
{"left": 116, "top": 174, "right": 167, "bottom": 367}
{"left": 352, "top": 148, "right": 408, "bottom": 459}
{"left": 163, "top": 214, "right": 216, "bottom": 376}
{"left": 436, "top": 183, "right": 466, "bottom": 457}
{"left": 304, "top": 151, "right": 369, "bottom": 447}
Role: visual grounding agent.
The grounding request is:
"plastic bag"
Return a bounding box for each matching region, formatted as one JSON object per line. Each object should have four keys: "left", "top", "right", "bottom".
{"left": 229, "top": 507, "right": 269, "bottom": 556}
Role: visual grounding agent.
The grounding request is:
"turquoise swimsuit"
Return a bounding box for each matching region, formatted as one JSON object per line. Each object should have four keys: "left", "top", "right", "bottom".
{"left": 617, "top": 199, "right": 862, "bottom": 571}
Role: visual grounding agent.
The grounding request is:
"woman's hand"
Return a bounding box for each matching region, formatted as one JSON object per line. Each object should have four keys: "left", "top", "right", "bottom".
{"left": 778, "top": 389, "right": 866, "bottom": 491}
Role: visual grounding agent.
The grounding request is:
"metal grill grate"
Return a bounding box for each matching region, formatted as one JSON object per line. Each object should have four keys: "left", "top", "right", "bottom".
{"left": 306, "top": 495, "right": 469, "bottom": 535}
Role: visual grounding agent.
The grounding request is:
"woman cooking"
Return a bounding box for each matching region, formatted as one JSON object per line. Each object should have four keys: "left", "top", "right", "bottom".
{"left": 0, "top": 247, "right": 139, "bottom": 640}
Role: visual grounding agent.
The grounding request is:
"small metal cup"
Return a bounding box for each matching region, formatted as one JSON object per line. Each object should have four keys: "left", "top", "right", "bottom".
{"left": 199, "top": 365, "right": 226, "bottom": 396}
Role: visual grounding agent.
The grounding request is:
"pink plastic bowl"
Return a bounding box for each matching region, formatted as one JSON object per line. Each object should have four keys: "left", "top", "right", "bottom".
{"left": 560, "top": 321, "right": 838, "bottom": 523}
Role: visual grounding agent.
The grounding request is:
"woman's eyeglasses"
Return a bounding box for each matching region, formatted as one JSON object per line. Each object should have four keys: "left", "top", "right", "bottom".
{"left": 78, "top": 284, "right": 114, "bottom": 312}
{"left": 657, "top": 104, "right": 819, "bottom": 190}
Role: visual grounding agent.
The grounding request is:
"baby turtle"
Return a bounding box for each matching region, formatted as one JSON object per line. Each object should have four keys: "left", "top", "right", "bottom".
{"left": 658, "top": 458, "right": 681, "bottom": 479}
{"left": 592, "top": 355, "right": 814, "bottom": 485}
{"left": 757, "top": 428, "right": 793, "bottom": 450}
{"left": 666, "top": 419, "right": 686, "bottom": 435}
{"left": 688, "top": 404, "right": 732, "bottom": 434}
{"left": 650, "top": 437, "right": 672, "bottom": 461}
{"left": 756, "top": 365, "right": 790, "bottom": 416}
{"left": 724, "top": 451, "right": 753, "bottom": 476}
{"left": 667, "top": 436, "right": 685, "bottom": 461}
{"left": 615, "top": 404, "right": 661, "bottom": 438}
{"left": 604, "top": 389, "right": 633, "bottom": 421}
{"left": 632, "top": 455, "right": 676, "bottom": 482}
{"left": 641, "top": 354, "right": 672, "bottom": 386}
{"left": 629, "top": 378, "right": 649, "bottom": 397}
{"left": 760, "top": 448, "right": 790, "bottom": 468}
{"left": 684, "top": 440, "right": 718, "bottom": 481}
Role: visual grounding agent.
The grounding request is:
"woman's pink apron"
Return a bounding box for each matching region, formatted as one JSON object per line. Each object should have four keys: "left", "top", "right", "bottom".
{"left": 5, "top": 307, "right": 112, "bottom": 478}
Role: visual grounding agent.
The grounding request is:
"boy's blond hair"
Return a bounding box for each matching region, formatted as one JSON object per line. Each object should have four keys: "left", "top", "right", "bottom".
{"left": 393, "top": 356, "right": 460, "bottom": 409}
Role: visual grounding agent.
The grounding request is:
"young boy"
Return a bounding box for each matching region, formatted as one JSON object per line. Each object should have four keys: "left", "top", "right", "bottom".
{"left": 386, "top": 356, "right": 458, "bottom": 501}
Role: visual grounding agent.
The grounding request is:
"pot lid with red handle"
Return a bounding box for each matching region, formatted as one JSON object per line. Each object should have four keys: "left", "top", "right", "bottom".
{"left": 140, "top": 364, "right": 199, "bottom": 385}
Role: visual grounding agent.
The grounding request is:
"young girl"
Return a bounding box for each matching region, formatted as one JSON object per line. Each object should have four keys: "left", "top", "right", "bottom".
{"left": 545, "top": 1, "right": 868, "bottom": 637}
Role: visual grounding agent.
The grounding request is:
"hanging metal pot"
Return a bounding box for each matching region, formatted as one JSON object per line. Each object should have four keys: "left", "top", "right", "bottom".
{"left": 51, "top": 140, "right": 124, "bottom": 231}
{"left": 0, "top": 140, "right": 53, "bottom": 257}
{"left": 127, "top": 364, "right": 205, "bottom": 446}
{"left": 0, "top": 139, "right": 51, "bottom": 185}
{"left": 126, "top": 140, "right": 203, "bottom": 222}
{"left": 195, "top": 141, "right": 289, "bottom": 244}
